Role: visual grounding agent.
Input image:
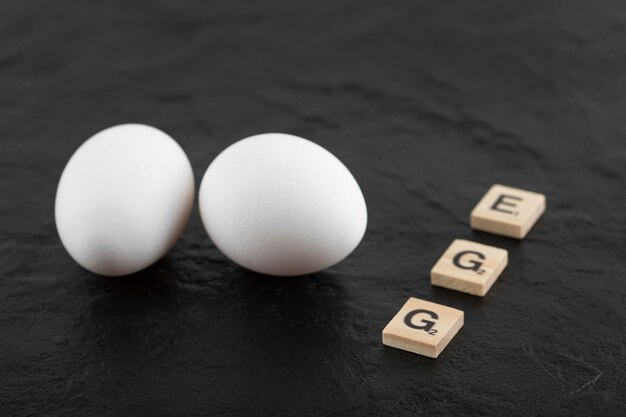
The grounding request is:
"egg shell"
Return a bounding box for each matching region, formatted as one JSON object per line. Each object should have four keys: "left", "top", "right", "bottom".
{"left": 199, "top": 133, "right": 367, "bottom": 276}
{"left": 55, "top": 124, "right": 195, "bottom": 276}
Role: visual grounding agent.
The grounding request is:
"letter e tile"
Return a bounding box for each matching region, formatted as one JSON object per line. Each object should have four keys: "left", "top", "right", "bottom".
{"left": 470, "top": 184, "right": 546, "bottom": 239}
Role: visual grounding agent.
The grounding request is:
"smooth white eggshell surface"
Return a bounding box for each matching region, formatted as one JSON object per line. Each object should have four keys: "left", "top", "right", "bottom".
{"left": 55, "top": 124, "right": 195, "bottom": 276}
{"left": 199, "top": 133, "right": 367, "bottom": 276}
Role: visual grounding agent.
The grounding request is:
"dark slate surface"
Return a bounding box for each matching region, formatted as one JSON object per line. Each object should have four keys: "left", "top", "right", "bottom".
{"left": 1, "top": 0, "right": 625, "bottom": 415}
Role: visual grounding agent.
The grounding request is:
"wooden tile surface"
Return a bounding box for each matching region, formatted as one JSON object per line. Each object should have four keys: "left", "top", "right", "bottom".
{"left": 382, "top": 297, "right": 464, "bottom": 358}
{"left": 431, "top": 239, "right": 508, "bottom": 296}
{"left": 470, "top": 184, "right": 546, "bottom": 239}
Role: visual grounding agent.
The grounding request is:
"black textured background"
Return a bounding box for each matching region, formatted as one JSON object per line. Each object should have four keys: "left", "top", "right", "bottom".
{"left": 1, "top": 1, "right": 626, "bottom": 416}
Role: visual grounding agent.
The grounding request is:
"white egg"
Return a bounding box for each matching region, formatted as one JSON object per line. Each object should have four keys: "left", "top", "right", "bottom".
{"left": 199, "top": 133, "right": 367, "bottom": 276}
{"left": 55, "top": 124, "right": 195, "bottom": 276}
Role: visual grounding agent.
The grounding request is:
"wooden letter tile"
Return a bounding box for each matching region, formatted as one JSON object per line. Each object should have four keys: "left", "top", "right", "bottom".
{"left": 382, "top": 298, "right": 463, "bottom": 358}
{"left": 470, "top": 184, "right": 546, "bottom": 239}
{"left": 431, "top": 239, "right": 508, "bottom": 296}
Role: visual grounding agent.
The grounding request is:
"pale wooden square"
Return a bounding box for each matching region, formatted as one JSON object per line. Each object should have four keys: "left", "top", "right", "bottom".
{"left": 431, "top": 239, "right": 508, "bottom": 296}
{"left": 382, "top": 298, "right": 464, "bottom": 358}
{"left": 470, "top": 184, "right": 546, "bottom": 239}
